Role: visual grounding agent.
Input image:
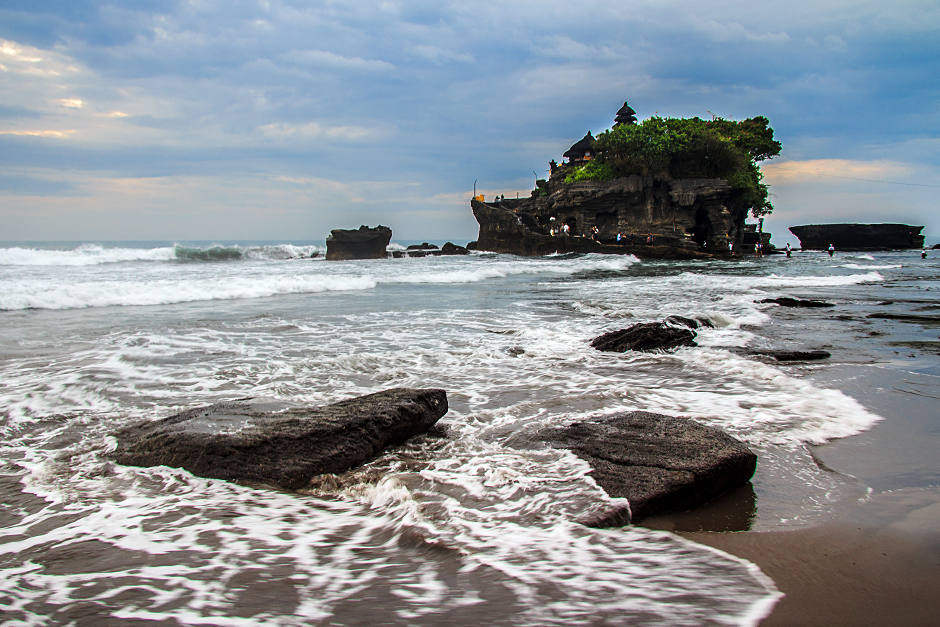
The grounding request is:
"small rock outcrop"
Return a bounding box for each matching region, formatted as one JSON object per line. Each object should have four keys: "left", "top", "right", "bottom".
{"left": 110, "top": 388, "right": 448, "bottom": 489}
{"left": 789, "top": 223, "right": 925, "bottom": 251}
{"left": 440, "top": 242, "right": 470, "bottom": 255}
{"left": 591, "top": 322, "right": 697, "bottom": 352}
{"left": 326, "top": 225, "right": 392, "bottom": 260}
{"left": 545, "top": 411, "right": 757, "bottom": 525}
{"left": 758, "top": 297, "right": 835, "bottom": 308}
{"left": 664, "top": 315, "right": 714, "bottom": 329}
{"left": 748, "top": 349, "right": 831, "bottom": 361}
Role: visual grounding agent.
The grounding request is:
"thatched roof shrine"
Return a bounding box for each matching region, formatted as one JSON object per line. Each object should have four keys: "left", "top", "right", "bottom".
{"left": 563, "top": 132, "right": 597, "bottom": 160}
{"left": 614, "top": 101, "right": 637, "bottom": 125}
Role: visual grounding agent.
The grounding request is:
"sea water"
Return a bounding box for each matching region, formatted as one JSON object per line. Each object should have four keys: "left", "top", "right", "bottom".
{"left": 0, "top": 241, "right": 936, "bottom": 625}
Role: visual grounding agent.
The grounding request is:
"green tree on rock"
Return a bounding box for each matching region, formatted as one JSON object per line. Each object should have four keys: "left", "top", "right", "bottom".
{"left": 583, "top": 107, "right": 781, "bottom": 218}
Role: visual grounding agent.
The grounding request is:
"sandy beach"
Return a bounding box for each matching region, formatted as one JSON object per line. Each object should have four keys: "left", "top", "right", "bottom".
{"left": 649, "top": 342, "right": 940, "bottom": 625}
{"left": 685, "top": 488, "right": 940, "bottom": 626}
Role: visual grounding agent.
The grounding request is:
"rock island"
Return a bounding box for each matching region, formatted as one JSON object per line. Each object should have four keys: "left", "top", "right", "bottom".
{"left": 472, "top": 102, "right": 780, "bottom": 259}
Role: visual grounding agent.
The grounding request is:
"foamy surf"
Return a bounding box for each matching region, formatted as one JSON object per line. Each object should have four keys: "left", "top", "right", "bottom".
{"left": 2, "top": 243, "right": 926, "bottom": 625}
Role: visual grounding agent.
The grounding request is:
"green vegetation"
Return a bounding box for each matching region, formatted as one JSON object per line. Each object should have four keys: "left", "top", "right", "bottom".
{"left": 564, "top": 160, "right": 615, "bottom": 184}
{"left": 581, "top": 114, "right": 781, "bottom": 217}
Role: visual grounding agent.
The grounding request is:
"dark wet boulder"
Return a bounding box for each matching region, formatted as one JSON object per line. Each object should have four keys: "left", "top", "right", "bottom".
{"left": 326, "top": 225, "right": 392, "bottom": 260}
{"left": 591, "top": 322, "right": 697, "bottom": 352}
{"left": 440, "top": 242, "right": 470, "bottom": 255}
{"left": 664, "top": 315, "right": 714, "bottom": 329}
{"left": 110, "top": 388, "right": 448, "bottom": 490}
{"left": 750, "top": 349, "right": 831, "bottom": 361}
{"left": 545, "top": 411, "right": 757, "bottom": 525}
{"left": 757, "top": 297, "right": 835, "bottom": 308}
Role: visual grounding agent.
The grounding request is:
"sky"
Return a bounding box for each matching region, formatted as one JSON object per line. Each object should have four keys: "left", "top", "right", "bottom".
{"left": 1, "top": 0, "right": 938, "bottom": 245}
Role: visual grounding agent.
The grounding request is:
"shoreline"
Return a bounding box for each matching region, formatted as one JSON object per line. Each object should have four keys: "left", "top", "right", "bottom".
{"left": 646, "top": 329, "right": 940, "bottom": 625}
{"left": 682, "top": 487, "right": 940, "bottom": 626}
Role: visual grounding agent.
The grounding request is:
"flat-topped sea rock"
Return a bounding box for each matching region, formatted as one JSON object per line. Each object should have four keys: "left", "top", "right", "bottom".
{"left": 758, "top": 297, "right": 835, "bottom": 308}
{"left": 110, "top": 388, "right": 448, "bottom": 489}
{"left": 326, "top": 225, "right": 392, "bottom": 260}
{"left": 789, "top": 223, "right": 925, "bottom": 251}
{"left": 544, "top": 411, "right": 757, "bottom": 525}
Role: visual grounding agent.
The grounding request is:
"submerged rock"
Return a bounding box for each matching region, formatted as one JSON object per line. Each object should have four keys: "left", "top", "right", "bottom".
{"left": 545, "top": 411, "right": 757, "bottom": 525}
{"left": 591, "top": 322, "right": 697, "bottom": 352}
{"left": 758, "top": 297, "right": 835, "bottom": 308}
{"left": 867, "top": 312, "right": 940, "bottom": 325}
{"left": 749, "top": 349, "right": 831, "bottom": 361}
{"left": 326, "top": 225, "right": 392, "bottom": 260}
{"left": 110, "top": 388, "right": 448, "bottom": 489}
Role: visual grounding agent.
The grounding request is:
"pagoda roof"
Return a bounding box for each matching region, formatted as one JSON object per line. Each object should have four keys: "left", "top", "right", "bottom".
{"left": 563, "top": 132, "right": 597, "bottom": 159}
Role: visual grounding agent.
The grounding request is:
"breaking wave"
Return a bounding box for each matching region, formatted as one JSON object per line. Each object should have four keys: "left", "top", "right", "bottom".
{"left": 0, "top": 243, "right": 324, "bottom": 267}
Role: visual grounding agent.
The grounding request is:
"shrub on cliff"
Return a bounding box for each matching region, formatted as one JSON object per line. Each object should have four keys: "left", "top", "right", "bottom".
{"left": 564, "top": 160, "right": 615, "bottom": 184}
{"left": 589, "top": 115, "right": 780, "bottom": 217}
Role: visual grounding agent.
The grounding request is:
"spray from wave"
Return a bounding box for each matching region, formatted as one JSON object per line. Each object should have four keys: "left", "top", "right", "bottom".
{"left": 0, "top": 243, "right": 324, "bottom": 267}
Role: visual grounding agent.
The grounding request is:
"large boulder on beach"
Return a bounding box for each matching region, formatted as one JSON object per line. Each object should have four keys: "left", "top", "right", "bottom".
{"left": 545, "top": 411, "right": 757, "bottom": 525}
{"left": 591, "top": 322, "right": 697, "bottom": 352}
{"left": 110, "top": 388, "right": 448, "bottom": 489}
{"left": 326, "top": 225, "right": 392, "bottom": 260}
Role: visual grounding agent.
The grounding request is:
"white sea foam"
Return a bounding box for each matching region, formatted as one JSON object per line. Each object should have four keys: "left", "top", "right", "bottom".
{"left": 0, "top": 244, "right": 177, "bottom": 266}
{"left": 2, "top": 247, "right": 920, "bottom": 625}
{"left": 0, "top": 274, "right": 379, "bottom": 310}
{"left": 0, "top": 252, "right": 640, "bottom": 311}
{"left": 841, "top": 263, "right": 902, "bottom": 270}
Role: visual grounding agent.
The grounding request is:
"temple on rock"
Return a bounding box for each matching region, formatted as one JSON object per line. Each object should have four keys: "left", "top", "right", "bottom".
{"left": 471, "top": 101, "right": 778, "bottom": 258}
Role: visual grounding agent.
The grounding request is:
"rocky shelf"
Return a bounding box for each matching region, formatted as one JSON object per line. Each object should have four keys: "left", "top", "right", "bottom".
{"left": 789, "top": 223, "right": 925, "bottom": 251}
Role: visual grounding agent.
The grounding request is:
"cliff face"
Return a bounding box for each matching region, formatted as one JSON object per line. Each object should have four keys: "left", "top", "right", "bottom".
{"left": 472, "top": 174, "right": 754, "bottom": 258}
{"left": 789, "top": 224, "right": 925, "bottom": 251}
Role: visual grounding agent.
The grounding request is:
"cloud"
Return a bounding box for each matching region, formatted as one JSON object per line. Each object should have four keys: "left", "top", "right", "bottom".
{"left": 697, "top": 19, "right": 791, "bottom": 43}
{"left": 285, "top": 49, "right": 395, "bottom": 72}
{"left": 0, "top": 38, "right": 75, "bottom": 77}
{"left": 411, "top": 44, "right": 474, "bottom": 64}
{"left": 256, "top": 121, "right": 386, "bottom": 142}
{"left": 57, "top": 98, "right": 84, "bottom": 109}
{"left": 0, "top": 129, "right": 74, "bottom": 138}
{"left": 0, "top": 39, "right": 42, "bottom": 63}
{"left": 762, "top": 159, "right": 913, "bottom": 184}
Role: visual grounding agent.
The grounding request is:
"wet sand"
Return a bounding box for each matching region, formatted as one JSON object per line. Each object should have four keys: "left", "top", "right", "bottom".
{"left": 684, "top": 488, "right": 940, "bottom": 626}
{"left": 647, "top": 349, "right": 940, "bottom": 625}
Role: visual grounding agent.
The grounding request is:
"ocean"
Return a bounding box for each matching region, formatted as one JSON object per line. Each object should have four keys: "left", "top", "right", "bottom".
{"left": 0, "top": 241, "right": 936, "bottom": 625}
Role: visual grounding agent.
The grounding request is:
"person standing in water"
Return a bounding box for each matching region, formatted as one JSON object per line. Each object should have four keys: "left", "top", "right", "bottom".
{"left": 828, "top": 243, "right": 835, "bottom": 257}
{"left": 785, "top": 242, "right": 792, "bottom": 257}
